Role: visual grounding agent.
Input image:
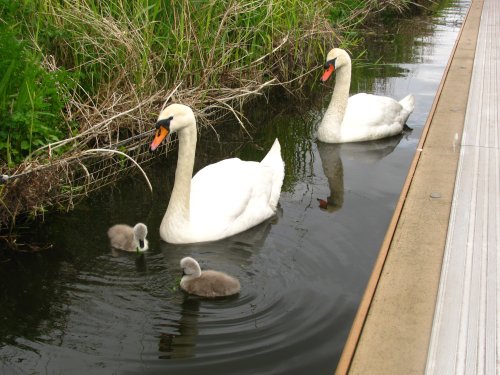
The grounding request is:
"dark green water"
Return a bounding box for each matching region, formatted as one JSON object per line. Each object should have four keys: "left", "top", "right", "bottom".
{"left": 0, "top": 1, "right": 469, "bottom": 374}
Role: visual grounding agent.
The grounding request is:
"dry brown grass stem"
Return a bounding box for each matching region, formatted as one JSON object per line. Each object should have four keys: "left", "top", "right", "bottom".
{"left": 81, "top": 149, "right": 153, "bottom": 192}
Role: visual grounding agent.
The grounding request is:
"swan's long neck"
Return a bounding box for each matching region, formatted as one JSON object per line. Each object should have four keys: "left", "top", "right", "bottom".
{"left": 317, "top": 64, "right": 351, "bottom": 141}
{"left": 165, "top": 124, "right": 197, "bottom": 224}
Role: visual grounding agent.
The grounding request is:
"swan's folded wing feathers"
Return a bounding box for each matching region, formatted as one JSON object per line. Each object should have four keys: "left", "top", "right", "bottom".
{"left": 190, "top": 158, "right": 257, "bottom": 222}
{"left": 345, "top": 93, "right": 404, "bottom": 128}
{"left": 339, "top": 94, "right": 407, "bottom": 141}
{"left": 189, "top": 152, "right": 280, "bottom": 239}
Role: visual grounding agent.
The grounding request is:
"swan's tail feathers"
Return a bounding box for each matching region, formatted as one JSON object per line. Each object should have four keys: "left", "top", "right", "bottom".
{"left": 261, "top": 138, "right": 282, "bottom": 166}
{"left": 261, "top": 138, "right": 285, "bottom": 209}
{"left": 399, "top": 94, "right": 415, "bottom": 124}
{"left": 403, "top": 123, "right": 413, "bottom": 132}
{"left": 399, "top": 94, "right": 415, "bottom": 114}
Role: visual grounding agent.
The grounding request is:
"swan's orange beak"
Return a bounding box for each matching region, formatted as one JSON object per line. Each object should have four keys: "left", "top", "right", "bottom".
{"left": 320, "top": 64, "right": 335, "bottom": 82}
{"left": 150, "top": 126, "right": 169, "bottom": 151}
{"left": 317, "top": 198, "right": 328, "bottom": 209}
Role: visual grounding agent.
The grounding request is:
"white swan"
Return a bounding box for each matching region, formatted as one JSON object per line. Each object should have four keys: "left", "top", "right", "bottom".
{"left": 150, "top": 103, "right": 285, "bottom": 244}
{"left": 107, "top": 223, "right": 148, "bottom": 252}
{"left": 317, "top": 48, "right": 415, "bottom": 143}
{"left": 180, "top": 256, "right": 241, "bottom": 297}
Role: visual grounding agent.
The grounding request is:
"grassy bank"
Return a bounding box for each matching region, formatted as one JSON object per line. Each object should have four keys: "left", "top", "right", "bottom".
{"left": 0, "top": 0, "right": 423, "bottom": 230}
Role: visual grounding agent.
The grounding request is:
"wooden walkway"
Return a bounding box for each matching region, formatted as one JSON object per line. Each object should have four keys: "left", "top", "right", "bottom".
{"left": 335, "top": 0, "right": 500, "bottom": 373}
{"left": 425, "top": 0, "right": 500, "bottom": 372}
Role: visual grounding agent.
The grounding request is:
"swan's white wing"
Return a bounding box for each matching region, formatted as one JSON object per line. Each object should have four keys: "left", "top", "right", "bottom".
{"left": 189, "top": 158, "right": 274, "bottom": 230}
{"left": 344, "top": 93, "right": 404, "bottom": 128}
{"left": 341, "top": 93, "right": 407, "bottom": 141}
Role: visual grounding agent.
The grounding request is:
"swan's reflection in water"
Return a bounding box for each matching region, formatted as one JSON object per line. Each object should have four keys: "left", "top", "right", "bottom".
{"left": 316, "top": 134, "right": 405, "bottom": 212}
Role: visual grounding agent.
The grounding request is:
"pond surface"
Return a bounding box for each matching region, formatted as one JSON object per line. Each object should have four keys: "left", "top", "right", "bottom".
{"left": 0, "top": 1, "right": 469, "bottom": 374}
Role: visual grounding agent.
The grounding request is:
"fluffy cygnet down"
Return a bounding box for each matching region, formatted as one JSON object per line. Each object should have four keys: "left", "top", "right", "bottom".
{"left": 180, "top": 257, "right": 240, "bottom": 298}
{"left": 107, "top": 223, "right": 148, "bottom": 252}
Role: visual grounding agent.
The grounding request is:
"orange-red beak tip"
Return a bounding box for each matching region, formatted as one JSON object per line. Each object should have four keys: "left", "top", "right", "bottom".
{"left": 320, "top": 65, "right": 335, "bottom": 82}
{"left": 150, "top": 127, "right": 169, "bottom": 152}
{"left": 317, "top": 198, "right": 328, "bottom": 209}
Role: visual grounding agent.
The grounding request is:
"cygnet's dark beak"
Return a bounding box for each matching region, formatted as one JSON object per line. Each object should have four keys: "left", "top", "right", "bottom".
{"left": 139, "top": 239, "right": 145, "bottom": 249}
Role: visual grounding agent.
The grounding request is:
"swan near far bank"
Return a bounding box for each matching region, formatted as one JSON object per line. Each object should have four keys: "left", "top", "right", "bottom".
{"left": 318, "top": 48, "right": 415, "bottom": 143}
{"left": 150, "top": 103, "right": 285, "bottom": 244}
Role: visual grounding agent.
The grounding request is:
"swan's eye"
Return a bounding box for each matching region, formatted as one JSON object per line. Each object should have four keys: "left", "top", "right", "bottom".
{"left": 324, "top": 58, "right": 337, "bottom": 70}
{"left": 155, "top": 116, "right": 174, "bottom": 130}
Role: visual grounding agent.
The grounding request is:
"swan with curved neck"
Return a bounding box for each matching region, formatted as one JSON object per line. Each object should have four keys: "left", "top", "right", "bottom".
{"left": 317, "top": 48, "right": 415, "bottom": 143}
{"left": 150, "top": 103, "right": 285, "bottom": 244}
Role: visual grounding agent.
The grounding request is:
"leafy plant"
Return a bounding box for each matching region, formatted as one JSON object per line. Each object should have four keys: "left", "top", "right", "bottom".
{"left": 0, "top": 1, "right": 75, "bottom": 166}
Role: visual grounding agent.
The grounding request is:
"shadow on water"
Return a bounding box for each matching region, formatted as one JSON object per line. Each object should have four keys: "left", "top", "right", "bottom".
{"left": 0, "top": 1, "right": 470, "bottom": 374}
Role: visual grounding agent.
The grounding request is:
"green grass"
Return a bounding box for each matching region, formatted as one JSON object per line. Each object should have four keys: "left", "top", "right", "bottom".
{"left": 0, "top": 1, "right": 76, "bottom": 166}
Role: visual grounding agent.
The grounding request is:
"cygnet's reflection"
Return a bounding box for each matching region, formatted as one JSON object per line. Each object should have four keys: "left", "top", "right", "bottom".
{"left": 158, "top": 295, "right": 200, "bottom": 359}
{"left": 316, "top": 134, "right": 405, "bottom": 212}
{"left": 109, "top": 245, "right": 149, "bottom": 273}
